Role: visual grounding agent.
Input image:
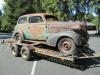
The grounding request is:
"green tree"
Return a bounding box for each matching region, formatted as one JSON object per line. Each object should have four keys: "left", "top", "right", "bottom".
{"left": 1, "top": 0, "right": 99, "bottom": 32}
{"left": 2, "top": 0, "right": 35, "bottom": 31}
{"left": 90, "top": 0, "right": 100, "bottom": 33}
{"left": 41, "top": 0, "right": 61, "bottom": 19}
{"left": 41, "top": 0, "right": 76, "bottom": 21}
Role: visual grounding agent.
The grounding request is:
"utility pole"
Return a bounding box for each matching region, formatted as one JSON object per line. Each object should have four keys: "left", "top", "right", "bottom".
{"left": 0, "top": 10, "right": 2, "bottom": 16}
{"left": 98, "top": 14, "right": 100, "bottom": 35}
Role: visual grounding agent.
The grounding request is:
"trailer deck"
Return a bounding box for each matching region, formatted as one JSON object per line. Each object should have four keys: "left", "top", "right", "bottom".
{"left": 2, "top": 39, "right": 100, "bottom": 62}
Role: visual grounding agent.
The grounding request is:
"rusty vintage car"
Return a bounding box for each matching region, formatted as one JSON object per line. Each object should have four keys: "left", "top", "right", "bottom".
{"left": 12, "top": 13, "right": 89, "bottom": 55}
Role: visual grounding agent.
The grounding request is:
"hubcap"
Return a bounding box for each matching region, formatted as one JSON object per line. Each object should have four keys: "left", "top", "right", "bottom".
{"left": 62, "top": 41, "right": 71, "bottom": 51}
{"left": 12, "top": 48, "right": 16, "bottom": 55}
{"left": 22, "top": 49, "right": 28, "bottom": 58}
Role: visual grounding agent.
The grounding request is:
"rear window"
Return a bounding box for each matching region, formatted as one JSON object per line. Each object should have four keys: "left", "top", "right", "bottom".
{"left": 45, "top": 15, "right": 59, "bottom": 22}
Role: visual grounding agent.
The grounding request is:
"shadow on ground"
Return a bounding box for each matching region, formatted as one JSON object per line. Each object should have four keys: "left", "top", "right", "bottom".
{"left": 30, "top": 47, "right": 100, "bottom": 71}
{"left": 89, "top": 34, "right": 100, "bottom": 37}
{"left": 43, "top": 56, "right": 100, "bottom": 71}
{"left": 30, "top": 54, "right": 100, "bottom": 71}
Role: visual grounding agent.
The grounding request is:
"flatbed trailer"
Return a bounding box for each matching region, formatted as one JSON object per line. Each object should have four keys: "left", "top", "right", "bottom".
{"left": 2, "top": 39, "right": 100, "bottom": 62}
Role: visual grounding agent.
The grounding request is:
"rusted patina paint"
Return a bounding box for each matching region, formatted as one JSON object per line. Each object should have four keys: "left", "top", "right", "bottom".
{"left": 28, "top": 23, "right": 47, "bottom": 40}
{"left": 15, "top": 24, "right": 32, "bottom": 39}
{"left": 47, "top": 21, "right": 84, "bottom": 33}
{"left": 14, "top": 13, "right": 87, "bottom": 42}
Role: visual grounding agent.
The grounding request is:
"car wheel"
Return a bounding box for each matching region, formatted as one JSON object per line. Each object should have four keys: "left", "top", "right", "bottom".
{"left": 57, "top": 37, "right": 76, "bottom": 55}
{"left": 21, "top": 46, "right": 32, "bottom": 61}
{"left": 14, "top": 33, "right": 22, "bottom": 43}
{"left": 11, "top": 44, "right": 20, "bottom": 57}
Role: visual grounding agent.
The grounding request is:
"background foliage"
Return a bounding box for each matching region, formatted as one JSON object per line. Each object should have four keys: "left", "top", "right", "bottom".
{"left": 0, "top": 0, "right": 100, "bottom": 31}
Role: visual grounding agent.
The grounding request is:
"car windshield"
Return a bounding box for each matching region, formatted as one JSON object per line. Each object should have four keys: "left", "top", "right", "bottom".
{"left": 45, "top": 15, "right": 59, "bottom": 22}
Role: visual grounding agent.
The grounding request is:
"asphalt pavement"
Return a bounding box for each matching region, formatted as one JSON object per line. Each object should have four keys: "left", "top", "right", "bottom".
{"left": 0, "top": 32, "right": 100, "bottom": 75}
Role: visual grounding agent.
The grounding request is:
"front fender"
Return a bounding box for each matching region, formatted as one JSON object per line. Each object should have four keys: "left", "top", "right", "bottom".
{"left": 46, "top": 31, "right": 82, "bottom": 47}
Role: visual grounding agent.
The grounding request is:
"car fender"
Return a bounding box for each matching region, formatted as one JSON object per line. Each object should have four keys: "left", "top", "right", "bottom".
{"left": 12, "top": 30, "right": 24, "bottom": 40}
{"left": 46, "top": 30, "right": 82, "bottom": 47}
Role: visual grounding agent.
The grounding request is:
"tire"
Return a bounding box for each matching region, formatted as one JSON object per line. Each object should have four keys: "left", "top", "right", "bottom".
{"left": 11, "top": 44, "right": 20, "bottom": 57}
{"left": 14, "top": 33, "right": 22, "bottom": 43}
{"left": 57, "top": 37, "right": 76, "bottom": 55}
{"left": 21, "top": 46, "right": 32, "bottom": 61}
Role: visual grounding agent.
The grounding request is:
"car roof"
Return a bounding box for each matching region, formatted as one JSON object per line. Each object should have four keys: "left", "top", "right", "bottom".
{"left": 20, "top": 13, "right": 51, "bottom": 18}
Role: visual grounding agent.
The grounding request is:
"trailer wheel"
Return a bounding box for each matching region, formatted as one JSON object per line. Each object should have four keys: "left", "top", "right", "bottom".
{"left": 57, "top": 37, "right": 76, "bottom": 55}
{"left": 21, "top": 46, "right": 32, "bottom": 61}
{"left": 11, "top": 44, "right": 20, "bottom": 57}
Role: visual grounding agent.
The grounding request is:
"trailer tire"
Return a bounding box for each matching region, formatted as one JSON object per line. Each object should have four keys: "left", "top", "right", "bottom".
{"left": 11, "top": 44, "right": 20, "bottom": 57}
{"left": 57, "top": 37, "right": 76, "bottom": 55}
{"left": 21, "top": 46, "right": 32, "bottom": 61}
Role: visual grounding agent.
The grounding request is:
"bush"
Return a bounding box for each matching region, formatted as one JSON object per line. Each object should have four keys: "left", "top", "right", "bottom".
{"left": 92, "top": 16, "right": 99, "bottom": 28}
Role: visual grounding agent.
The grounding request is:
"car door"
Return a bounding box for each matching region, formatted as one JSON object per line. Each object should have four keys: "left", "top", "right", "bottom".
{"left": 17, "top": 16, "right": 32, "bottom": 39}
{"left": 27, "top": 16, "right": 47, "bottom": 40}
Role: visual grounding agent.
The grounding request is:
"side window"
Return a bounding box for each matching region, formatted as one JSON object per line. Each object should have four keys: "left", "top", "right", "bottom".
{"left": 18, "top": 17, "right": 27, "bottom": 24}
{"left": 28, "top": 16, "right": 43, "bottom": 23}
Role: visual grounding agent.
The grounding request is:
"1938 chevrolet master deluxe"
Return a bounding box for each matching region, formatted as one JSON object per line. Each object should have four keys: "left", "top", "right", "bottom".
{"left": 12, "top": 13, "right": 89, "bottom": 55}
